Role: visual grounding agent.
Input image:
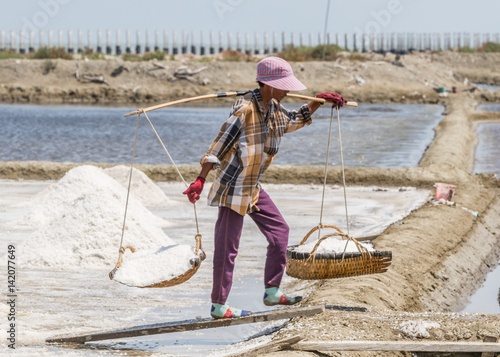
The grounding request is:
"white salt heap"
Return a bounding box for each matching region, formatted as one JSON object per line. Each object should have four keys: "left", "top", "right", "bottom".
{"left": 295, "top": 237, "right": 375, "bottom": 254}
{"left": 399, "top": 320, "right": 440, "bottom": 338}
{"left": 21, "top": 165, "right": 176, "bottom": 269}
{"left": 112, "top": 244, "right": 197, "bottom": 287}
{"left": 104, "top": 165, "right": 170, "bottom": 206}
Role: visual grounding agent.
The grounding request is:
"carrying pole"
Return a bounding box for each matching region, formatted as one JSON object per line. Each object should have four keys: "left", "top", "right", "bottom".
{"left": 124, "top": 91, "right": 358, "bottom": 117}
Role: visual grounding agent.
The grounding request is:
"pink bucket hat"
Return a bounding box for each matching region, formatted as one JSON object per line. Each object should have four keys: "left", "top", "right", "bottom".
{"left": 256, "top": 57, "right": 307, "bottom": 91}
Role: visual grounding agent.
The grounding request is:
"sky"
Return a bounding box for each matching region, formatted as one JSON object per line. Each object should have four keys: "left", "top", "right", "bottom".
{"left": 1, "top": 0, "right": 499, "bottom": 47}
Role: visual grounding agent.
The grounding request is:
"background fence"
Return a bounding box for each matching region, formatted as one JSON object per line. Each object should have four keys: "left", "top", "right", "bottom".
{"left": 1, "top": 29, "right": 499, "bottom": 56}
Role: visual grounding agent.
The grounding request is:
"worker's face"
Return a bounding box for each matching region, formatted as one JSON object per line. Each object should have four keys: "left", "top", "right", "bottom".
{"left": 271, "top": 87, "right": 289, "bottom": 101}
{"left": 264, "top": 85, "right": 289, "bottom": 102}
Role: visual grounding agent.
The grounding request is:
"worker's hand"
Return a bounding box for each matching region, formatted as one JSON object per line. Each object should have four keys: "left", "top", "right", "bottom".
{"left": 183, "top": 176, "right": 205, "bottom": 204}
{"left": 316, "top": 92, "right": 347, "bottom": 108}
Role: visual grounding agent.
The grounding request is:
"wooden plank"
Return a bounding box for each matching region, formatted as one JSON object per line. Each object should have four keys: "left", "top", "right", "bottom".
{"left": 46, "top": 305, "right": 325, "bottom": 345}
{"left": 482, "top": 336, "right": 499, "bottom": 357}
{"left": 294, "top": 340, "right": 500, "bottom": 352}
{"left": 227, "top": 335, "right": 303, "bottom": 357}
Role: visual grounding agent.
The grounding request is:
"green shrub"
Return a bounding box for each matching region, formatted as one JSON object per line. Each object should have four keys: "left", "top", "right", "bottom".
{"left": 459, "top": 46, "right": 475, "bottom": 53}
{"left": 123, "top": 50, "right": 166, "bottom": 62}
{"left": 311, "top": 44, "right": 343, "bottom": 60}
{"left": 29, "top": 47, "right": 73, "bottom": 59}
{"left": 0, "top": 51, "right": 24, "bottom": 60}
{"left": 279, "top": 44, "right": 345, "bottom": 61}
{"left": 481, "top": 42, "right": 500, "bottom": 53}
{"left": 83, "top": 47, "right": 105, "bottom": 60}
{"left": 278, "top": 45, "right": 314, "bottom": 62}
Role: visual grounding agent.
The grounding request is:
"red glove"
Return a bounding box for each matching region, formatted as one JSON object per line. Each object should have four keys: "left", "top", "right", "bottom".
{"left": 316, "top": 92, "right": 348, "bottom": 108}
{"left": 183, "top": 176, "right": 205, "bottom": 204}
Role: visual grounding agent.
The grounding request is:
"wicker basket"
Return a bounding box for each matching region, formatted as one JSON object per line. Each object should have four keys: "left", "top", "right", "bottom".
{"left": 286, "top": 225, "right": 392, "bottom": 280}
{"left": 110, "top": 234, "right": 206, "bottom": 288}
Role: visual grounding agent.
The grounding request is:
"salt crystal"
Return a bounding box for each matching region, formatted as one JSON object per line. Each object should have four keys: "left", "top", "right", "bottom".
{"left": 399, "top": 320, "right": 440, "bottom": 338}
{"left": 112, "top": 244, "right": 197, "bottom": 287}
{"left": 295, "top": 237, "right": 375, "bottom": 254}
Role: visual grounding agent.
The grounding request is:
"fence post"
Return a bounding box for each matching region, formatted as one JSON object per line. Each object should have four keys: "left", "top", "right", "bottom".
{"left": 218, "top": 31, "right": 223, "bottom": 53}
{"left": 39, "top": 30, "right": 45, "bottom": 49}
{"left": 77, "top": 30, "right": 83, "bottom": 53}
{"left": 0, "top": 30, "right": 4, "bottom": 52}
{"left": 200, "top": 31, "right": 205, "bottom": 56}
{"left": 254, "top": 32, "right": 259, "bottom": 54}
{"left": 209, "top": 31, "right": 214, "bottom": 54}
{"left": 126, "top": 30, "right": 131, "bottom": 54}
{"left": 236, "top": 32, "right": 241, "bottom": 52}
{"left": 97, "top": 30, "right": 102, "bottom": 53}
{"left": 344, "top": 33, "right": 348, "bottom": 51}
{"left": 87, "top": 30, "right": 92, "bottom": 53}
{"left": 300, "top": 32, "right": 304, "bottom": 47}
{"left": 362, "top": 33, "right": 367, "bottom": 52}
{"left": 154, "top": 30, "right": 159, "bottom": 52}
{"left": 272, "top": 32, "right": 278, "bottom": 53}
{"left": 192, "top": 30, "right": 196, "bottom": 54}
{"left": 264, "top": 32, "right": 269, "bottom": 54}
{"left": 173, "top": 30, "right": 178, "bottom": 55}
{"left": 309, "top": 32, "right": 313, "bottom": 47}
{"left": 48, "top": 30, "right": 53, "bottom": 48}
{"left": 463, "top": 32, "right": 470, "bottom": 48}
{"left": 29, "top": 31, "right": 35, "bottom": 52}
{"left": 19, "top": 31, "right": 25, "bottom": 54}
{"left": 68, "top": 30, "right": 74, "bottom": 53}
{"left": 290, "top": 32, "right": 294, "bottom": 47}
{"left": 10, "top": 30, "right": 16, "bottom": 52}
{"left": 116, "top": 30, "right": 121, "bottom": 55}
{"left": 163, "top": 30, "right": 169, "bottom": 54}
{"left": 227, "top": 31, "right": 232, "bottom": 51}
{"left": 282, "top": 31, "right": 286, "bottom": 51}
{"left": 135, "top": 30, "right": 141, "bottom": 54}
{"left": 182, "top": 30, "right": 187, "bottom": 54}
{"left": 58, "top": 30, "right": 63, "bottom": 49}
{"left": 106, "top": 29, "right": 111, "bottom": 54}
{"left": 145, "top": 30, "right": 150, "bottom": 53}
{"left": 353, "top": 33, "right": 358, "bottom": 52}
{"left": 245, "top": 32, "right": 250, "bottom": 55}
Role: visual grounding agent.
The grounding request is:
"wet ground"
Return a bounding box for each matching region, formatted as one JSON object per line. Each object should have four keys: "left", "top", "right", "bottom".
{"left": 0, "top": 179, "right": 430, "bottom": 356}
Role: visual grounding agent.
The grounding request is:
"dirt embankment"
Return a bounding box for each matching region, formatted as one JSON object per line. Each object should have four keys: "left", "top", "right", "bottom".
{"left": 1, "top": 52, "right": 500, "bottom": 106}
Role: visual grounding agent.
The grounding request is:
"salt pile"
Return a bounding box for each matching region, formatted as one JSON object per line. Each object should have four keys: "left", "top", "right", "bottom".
{"left": 21, "top": 165, "right": 175, "bottom": 269}
{"left": 112, "top": 244, "right": 196, "bottom": 287}
{"left": 399, "top": 320, "right": 440, "bottom": 338}
{"left": 104, "top": 165, "right": 170, "bottom": 206}
{"left": 295, "top": 237, "right": 375, "bottom": 254}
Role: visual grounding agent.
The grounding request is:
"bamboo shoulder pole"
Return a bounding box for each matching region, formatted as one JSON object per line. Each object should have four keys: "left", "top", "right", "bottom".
{"left": 286, "top": 93, "right": 358, "bottom": 107}
{"left": 124, "top": 91, "right": 358, "bottom": 117}
{"left": 124, "top": 91, "right": 251, "bottom": 117}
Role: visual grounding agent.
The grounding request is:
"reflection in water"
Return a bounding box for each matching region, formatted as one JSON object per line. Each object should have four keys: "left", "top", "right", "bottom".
{"left": 0, "top": 103, "right": 442, "bottom": 168}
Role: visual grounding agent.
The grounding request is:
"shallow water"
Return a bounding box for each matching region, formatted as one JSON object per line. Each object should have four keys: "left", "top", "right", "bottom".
{"left": 463, "top": 103, "right": 500, "bottom": 314}
{"left": 475, "top": 83, "right": 500, "bottom": 92}
{"left": 0, "top": 103, "right": 443, "bottom": 168}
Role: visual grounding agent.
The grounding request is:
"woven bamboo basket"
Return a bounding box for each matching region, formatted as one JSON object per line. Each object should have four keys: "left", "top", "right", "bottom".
{"left": 286, "top": 225, "right": 392, "bottom": 280}
{"left": 110, "top": 234, "right": 206, "bottom": 288}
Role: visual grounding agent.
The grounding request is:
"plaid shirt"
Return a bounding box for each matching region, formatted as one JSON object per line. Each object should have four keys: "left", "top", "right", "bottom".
{"left": 200, "top": 89, "right": 312, "bottom": 215}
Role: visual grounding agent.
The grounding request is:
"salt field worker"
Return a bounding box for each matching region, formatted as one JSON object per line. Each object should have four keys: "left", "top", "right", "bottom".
{"left": 183, "top": 57, "right": 347, "bottom": 319}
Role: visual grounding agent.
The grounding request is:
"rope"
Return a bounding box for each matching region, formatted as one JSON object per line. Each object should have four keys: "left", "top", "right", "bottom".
{"left": 317, "top": 104, "right": 352, "bottom": 262}
{"left": 336, "top": 107, "right": 351, "bottom": 237}
{"left": 336, "top": 106, "right": 352, "bottom": 262}
{"left": 317, "top": 105, "right": 335, "bottom": 239}
{"left": 117, "top": 113, "right": 141, "bottom": 259}
{"left": 142, "top": 111, "right": 200, "bottom": 236}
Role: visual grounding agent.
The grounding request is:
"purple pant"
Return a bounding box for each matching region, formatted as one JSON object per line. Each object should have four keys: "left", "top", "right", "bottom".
{"left": 211, "top": 189, "right": 289, "bottom": 305}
